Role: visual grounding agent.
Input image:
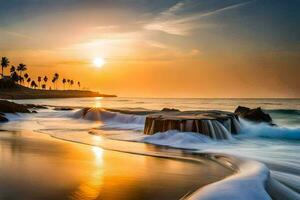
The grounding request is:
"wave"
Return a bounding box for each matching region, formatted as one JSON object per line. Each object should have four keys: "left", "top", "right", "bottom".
{"left": 73, "top": 108, "right": 146, "bottom": 131}
{"left": 142, "top": 131, "right": 215, "bottom": 149}
{"left": 239, "top": 119, "right": 300, "bottom": 140}
{"left": 188, "top": 160, "right": 272, "bottom": 200}
{"left": 188, "top": 158, "right": 300, "bottom": 200}
{"left": 267, "top": 109, "right": 300, "bottom": 115}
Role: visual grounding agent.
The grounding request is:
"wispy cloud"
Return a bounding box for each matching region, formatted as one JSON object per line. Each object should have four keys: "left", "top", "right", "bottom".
{"left": 0, "top": 30, "right": 34, "bottom": 40}
{"left": 145, "top": 0, "right": 252, "bottom": 36}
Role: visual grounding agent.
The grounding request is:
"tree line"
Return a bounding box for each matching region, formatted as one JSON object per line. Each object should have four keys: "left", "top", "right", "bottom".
{"left": 1, "top": 57, "right": 81, "bottom": 90}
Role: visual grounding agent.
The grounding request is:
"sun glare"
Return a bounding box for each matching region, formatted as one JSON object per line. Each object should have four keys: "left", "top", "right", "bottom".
{"left": 93, "top": 57, "right": 106, "bottom": 68}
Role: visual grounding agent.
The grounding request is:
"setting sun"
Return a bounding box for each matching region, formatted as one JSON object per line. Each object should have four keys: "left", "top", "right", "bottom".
{"left": 93, "top": 57, "right": 106, "bottom": 68}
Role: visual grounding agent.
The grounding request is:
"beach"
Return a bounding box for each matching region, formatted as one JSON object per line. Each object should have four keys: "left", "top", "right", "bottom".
{"left": 0, "top": 97, "right": 299, "bottom": 199}
{"left": 0, "top": 130, "right": 232, "bottom": 200}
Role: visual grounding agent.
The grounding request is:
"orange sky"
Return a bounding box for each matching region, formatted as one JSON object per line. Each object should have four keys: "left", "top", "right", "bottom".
{"left": 1, "top": 0, "right": 299, "bottom": 98}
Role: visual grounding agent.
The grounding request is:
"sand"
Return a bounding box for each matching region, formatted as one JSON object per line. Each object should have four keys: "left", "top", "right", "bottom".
{"left": 0, "top": 130, "right": 232, "bottom": 200}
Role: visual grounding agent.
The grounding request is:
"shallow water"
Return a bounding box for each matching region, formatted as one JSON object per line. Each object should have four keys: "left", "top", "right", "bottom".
{"left": 0, "top": 131, "right": 231, "bottom": 200}
{"left": 5, "top": 97, "right": 300, "bottom": 199}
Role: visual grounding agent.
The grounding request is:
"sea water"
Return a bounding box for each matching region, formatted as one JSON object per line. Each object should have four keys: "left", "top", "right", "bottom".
{"left": 6, "top": 97, "right": 300, "bottom": 199}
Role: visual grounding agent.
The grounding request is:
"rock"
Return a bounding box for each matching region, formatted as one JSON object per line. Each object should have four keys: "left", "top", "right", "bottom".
{"left": 161, "top": 108, "right": 180, "bottom": 112}
{"left": 0, "top": 113, "right": 8, "bottom": 123}
{"left": 234, "top": 106, "right": 272, "bottom": 124}
{"left": 144, "top": 110, "right": 241, "bottom": 139}
{"left": 0, "top": 100, "right": 31, "bottom": 113}
{"left": 25, "top": 104, "right": 48, "bottom": 109}
{"left": 234, "top": 106, "right": 250, "bottom": 115}
{"left": 54, "top": 107, "right": 74, "bottom": 111}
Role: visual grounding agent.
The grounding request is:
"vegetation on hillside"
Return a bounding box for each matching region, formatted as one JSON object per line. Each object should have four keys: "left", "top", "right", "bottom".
{"left": 1, "top": 56, "right": 82, "bottom": 90}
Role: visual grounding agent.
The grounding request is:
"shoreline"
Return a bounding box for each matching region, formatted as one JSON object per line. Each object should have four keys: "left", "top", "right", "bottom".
{"left": 0, "top": 130, "right": 233, "bottom": 200}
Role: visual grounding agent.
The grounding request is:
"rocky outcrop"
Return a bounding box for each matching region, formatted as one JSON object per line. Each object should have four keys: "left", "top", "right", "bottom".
{"left": 25, "top": 104, "right": 48, "bottom": 109}
{"left": 144, "top": 110, "right": 241, "bottom": 140}
{"left": 54, "top": 107, "right": 74, "bottom": 111}
{"left": 0, "top": 113, "right": 8, "bottom": 122}
{"left": 161, "top": 108, "right": 180, "bottom": 112}
{"left": 0, "top": 100, "right": 31, "bottom": 113}
{"left": 234, "top": 106, "right": 272, "bottom": 124}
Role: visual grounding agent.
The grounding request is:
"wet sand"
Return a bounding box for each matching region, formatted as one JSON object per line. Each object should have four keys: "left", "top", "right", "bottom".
{"left": 0, "top": 131, "right": 232, "bottom": 200}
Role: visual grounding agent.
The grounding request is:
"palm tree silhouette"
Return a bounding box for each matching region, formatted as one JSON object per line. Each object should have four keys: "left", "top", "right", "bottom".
{"left": 31, "top": 80, "right": 37, "bottom": 89}
{"left": 27, "top": 78, "right": 31, "bottom": 87}
{"left": 53, "top": 73, "right": 59, "bottom": 89}
{"left": 43, "top": 76, "right": 48, "bottom": 89}
{"left": 24, "top": 73, "right": 29, "bottom": 80}
{"left": 62, "top": 78, "right": 66, "bottom": 90}
{"left": 37, "top": 76, "right": 42, "bottom": 88}
{"left": 67, "top": 79, "right": 70, "bottom": 89}
{"left": 70, "top": 80, "right": 74, "bottom": 89}
{"left": 1, "top": 57, "right": 10, "bottom": 78}
{"left": 17, "top": 63, "right": 27, "bottom": 78}
{"left": 78, "top": 81, "right": 81, "bottom": 89}
{"left": 52, "top": 77, "right": 56, "bottom": 89}
{"left": 11, "top": 72, "right": 19, "bottom": 83}
{"left": 10, "top": 65, "right": 16, "bottom": 74}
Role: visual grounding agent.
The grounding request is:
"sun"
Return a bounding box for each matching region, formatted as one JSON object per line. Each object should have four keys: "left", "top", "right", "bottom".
{"left": 93, "top": 57, "right": 106, "bottom": 68}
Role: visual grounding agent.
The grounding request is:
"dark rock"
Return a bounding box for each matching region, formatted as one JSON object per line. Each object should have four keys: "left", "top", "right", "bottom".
{"left": 234, "top": 106, "right": 272, "bottom": 124}
{"left": 54, "top": 107, "right": 74, "bottom": 111}
{"left": 0, "top": 100, "right": 31, "bottom": 113}
{"left": 144, "top": 110, "right": 241, "bottom": 139}
{"left": 25, "top": 104, "right": 48, "bottom": 109}
{"left": 31, "top": 111, "right": 38, "bottom": 113}
{"left": 0, "top": 113, "right": 8, "bottom": 123}
{"left": 161, "top": 108, "right": 180, "bottom": 112}
{"left": 234, "top": 106, "right": 250, "bottom": 115}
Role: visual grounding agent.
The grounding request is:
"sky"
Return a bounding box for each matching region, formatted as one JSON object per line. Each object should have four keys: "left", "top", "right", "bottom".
{"left": 0, "top": 0, "right": 299, "bottom": 98}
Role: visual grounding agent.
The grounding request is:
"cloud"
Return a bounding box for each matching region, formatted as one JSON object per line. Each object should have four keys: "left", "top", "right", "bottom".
{"left": 0, "top": 30, "right": 34, "bottom": 40}
{"left": 145, "top": 0, "right": 252, "bottom": 36}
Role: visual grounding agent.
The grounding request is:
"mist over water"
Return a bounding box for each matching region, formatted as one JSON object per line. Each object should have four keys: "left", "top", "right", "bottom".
{"left": 8, "top": 97, "right": 300, "bottom": 199}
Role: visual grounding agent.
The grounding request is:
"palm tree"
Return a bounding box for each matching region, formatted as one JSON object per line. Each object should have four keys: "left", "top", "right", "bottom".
{"left": 43, "top": 76, "right": 48, "bottom": 89}
{"left": 52, "top": 77, "right": 56, "bottom": 89}
{"left": 27, "top": 78, "right": 31, "bottom": 87}
{"left": 77, "top": 81, "right": 80, "bottom": 89}
{"left": 10, "top": 71, "right": 19, "bottom": 83}
{"left": 70, "top": 80, "right": 74, "bottom": 89}
{"left": 53, "top": 73, "right": 59, "bottom": 89}
{"left": 10, "top": 65, "right": 16, "bottom": 74}
{"left": 1, "top": 57, "right": 10, "bottom": 78}
{"left": 42, "top": 84, "right": 46, "bottom": 90}
{"left": 67, "top": 79, "right": 70, "bottom": 89}
{"left": 17, "top": 63, "right": 27, "bottom": 78}
{"left": 31, "top": 80, "right": 37, "bottom": 89}
{"left": 37, "top": 76, "right": 42, "bottom": 88}
{"left": 62, "top": 78, "right": 66, "bottom": 90}
{"left": 19, "top": 76, "right": 24, "bottom": 85}
{"left": 24, "top": 73, "right": 29, "bottom": 79}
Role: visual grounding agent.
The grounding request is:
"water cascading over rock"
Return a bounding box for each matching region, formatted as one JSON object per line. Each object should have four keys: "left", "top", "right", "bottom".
{"left": 144, "top": 110, "right": 241, "bottom": 140}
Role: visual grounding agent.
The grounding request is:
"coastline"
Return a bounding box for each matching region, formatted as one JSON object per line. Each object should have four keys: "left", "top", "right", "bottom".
{"left": 0, "top": 88, "right": 116, "bottom": 99}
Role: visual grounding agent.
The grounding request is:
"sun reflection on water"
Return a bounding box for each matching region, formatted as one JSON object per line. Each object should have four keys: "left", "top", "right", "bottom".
{"left": 94, "top": 97, "right": 103, "bottom": 108}
{"left": 92, "top": 146, "right": 104, "bottom": 165}
{"left": 71, "top": 147, "right": 104, "bottom": 200}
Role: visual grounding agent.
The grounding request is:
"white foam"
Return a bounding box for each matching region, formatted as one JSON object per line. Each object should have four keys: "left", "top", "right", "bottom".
{"left": 239, "top": 119, "right": 300, "bottom": 140}
{"left": 141, "top": 130, "right": 214, "bottom": 149}
{"left": 188, "top": 160, "right": 272, "bottom": 200}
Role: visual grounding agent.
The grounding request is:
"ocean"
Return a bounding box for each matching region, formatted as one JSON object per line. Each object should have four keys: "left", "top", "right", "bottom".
{"left": 3, "top": 97, "right": 300, "bottom": 200}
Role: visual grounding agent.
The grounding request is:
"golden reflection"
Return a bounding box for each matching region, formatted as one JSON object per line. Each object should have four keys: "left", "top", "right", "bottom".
{"left": 94, "top": 97, "right": 103, "bottom": 108}
{"left": 92, "top": 146, "right": 104, "bottom": 165}
{"left": 71, "top": 147, "right": 104, "bottom": 200}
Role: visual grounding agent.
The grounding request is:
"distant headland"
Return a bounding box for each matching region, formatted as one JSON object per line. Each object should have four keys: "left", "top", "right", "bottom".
{"left": 0, "top": 56, "right": 116, "bottom": 99}
{"left": 0, "top": 78, "right": 116, "bottom": 99}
